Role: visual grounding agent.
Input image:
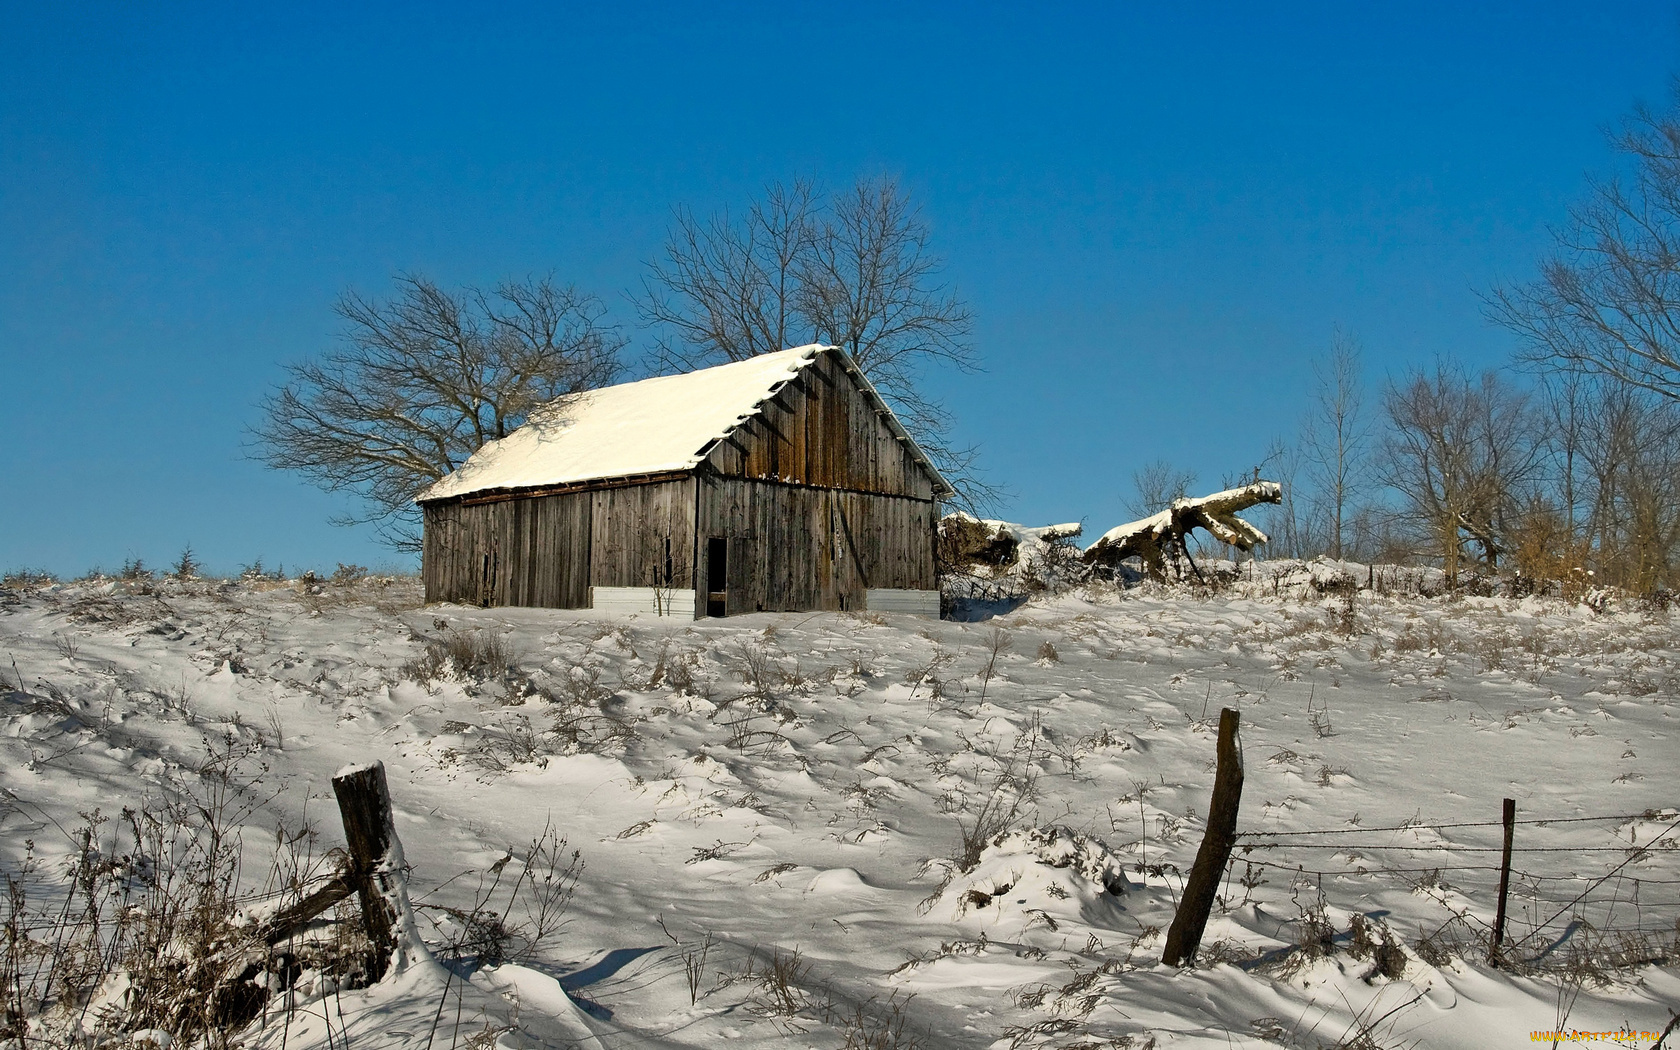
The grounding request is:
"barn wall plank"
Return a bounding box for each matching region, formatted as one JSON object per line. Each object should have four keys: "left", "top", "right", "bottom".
{"left": 589, "top": 480, "right": 696, "bottom": 589}
{"left": 694, "top": 476, "right": 935, "bottom": 615}
{"left": 420, "top": 491, "right": 592, "bottom": 608}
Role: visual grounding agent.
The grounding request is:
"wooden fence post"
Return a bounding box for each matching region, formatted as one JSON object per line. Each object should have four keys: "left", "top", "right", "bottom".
{"left": 332, "top": 761, "right": 403, "bottom": 982}
{"left": 1489, "top": 797, "right": 1516, "bottom": 965}
{"left": 1163, "top": 707, "right": 1245, "bottom": 967}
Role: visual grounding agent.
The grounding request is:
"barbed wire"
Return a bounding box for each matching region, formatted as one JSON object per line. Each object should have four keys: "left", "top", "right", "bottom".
{"left": 1235, "top": 811, "right": 1674, "bottom": 837}
{"left": 1238, "top": 842, "right": 1666, "bottom": 853}
{"left": 1224, "top": 854, "right": 1680, "bottom": 887}
{"left": 1510, "top": 813, "right": 1680, "bottom": 947}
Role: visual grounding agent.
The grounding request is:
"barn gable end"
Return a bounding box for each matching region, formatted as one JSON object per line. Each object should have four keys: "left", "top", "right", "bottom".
{"left": 698, "top": 347, "right": 941, "bottom": 500}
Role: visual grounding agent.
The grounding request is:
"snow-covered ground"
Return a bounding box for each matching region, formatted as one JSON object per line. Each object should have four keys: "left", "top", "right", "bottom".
{"left": 2, "top": 566, "right": 1675, "bottom": 1049}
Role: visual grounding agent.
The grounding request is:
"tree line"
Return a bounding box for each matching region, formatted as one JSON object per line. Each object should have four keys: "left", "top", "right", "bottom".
{"left": 1236, "top": 97, "right": 1680, "bottom": 596}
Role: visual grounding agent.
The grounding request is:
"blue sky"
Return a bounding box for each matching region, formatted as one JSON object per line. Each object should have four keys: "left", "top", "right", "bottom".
{"left": 3, "top": 2, "right": 1678, "bottom": 575}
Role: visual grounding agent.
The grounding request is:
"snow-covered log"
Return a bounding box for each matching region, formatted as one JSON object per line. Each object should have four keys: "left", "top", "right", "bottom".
{"left": 1083, "top": 481, "right": 1282, "bottom": 579}
{"left": 938, "top": 513, "right": 1082, "bottom": 572}
{"left": 938, "top": 514, "right": 1087, "bottom": 604}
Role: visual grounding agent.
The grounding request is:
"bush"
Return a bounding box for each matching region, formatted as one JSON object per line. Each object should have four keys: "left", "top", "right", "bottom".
{"left": 404, "top": 626, "right": 513, "bottom": 682}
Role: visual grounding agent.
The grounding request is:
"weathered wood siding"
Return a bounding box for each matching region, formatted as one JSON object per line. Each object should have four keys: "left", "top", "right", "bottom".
{"left": 422, "top": 491, "right": 592, "bottom": 608}
{"left": 589, "top": 480, "right": 695, "bottom": 589}
{"left": 422, "top": 479, "right": 696, "bottom": 608}
{"left": 702, "top": 350, "right": 936, "bottom": 500}
{"left": 694, "top": 476, "right": 935, "bottom": 615}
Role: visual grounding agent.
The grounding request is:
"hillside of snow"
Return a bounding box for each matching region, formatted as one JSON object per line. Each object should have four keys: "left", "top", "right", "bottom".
{"left": 1, "top": 567, "right": 1676, "bottom": 1049}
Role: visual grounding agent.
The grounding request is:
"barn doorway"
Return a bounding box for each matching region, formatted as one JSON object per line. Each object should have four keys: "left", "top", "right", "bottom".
{"left": 706, "top": 537, "right": 727, "bottom": 617}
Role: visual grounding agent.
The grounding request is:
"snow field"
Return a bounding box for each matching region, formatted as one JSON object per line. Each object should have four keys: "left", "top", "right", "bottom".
{"left": 0, "top": 569, "right": 1675, "bottom": 1048}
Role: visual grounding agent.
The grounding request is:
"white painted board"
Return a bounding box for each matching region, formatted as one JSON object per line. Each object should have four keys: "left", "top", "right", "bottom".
{"left": 865, "top": 588, "right": 941, "bottom": 617}
{"left": 590, "top": 586, "right": 697, "bottom": 618}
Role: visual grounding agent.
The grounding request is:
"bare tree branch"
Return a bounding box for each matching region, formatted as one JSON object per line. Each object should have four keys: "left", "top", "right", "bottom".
{"left": 252, "top": 273, "right": 623, "bottom": 548}
{"left": 1487, "top": 93, "right": 1680, "bottom": 402}
{"left": 1379, "top": 363, "right": 1545, "bottom": 579}
{"left": 635, "top": 180, "right": 819, "bottom": 373}
{"left": 637, "top": 175, "right": 990, "bottom": 509}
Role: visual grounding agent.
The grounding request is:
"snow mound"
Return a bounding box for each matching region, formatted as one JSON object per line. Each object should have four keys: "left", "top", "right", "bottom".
{"left": 942, "top": 826, "right": 1129, "bottom": 923}
{"left": 985, "top": 826, "right": 1127, "bottom": 892}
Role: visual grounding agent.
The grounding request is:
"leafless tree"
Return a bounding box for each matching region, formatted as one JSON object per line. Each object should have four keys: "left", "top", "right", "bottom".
{"left": 1569, "top": 380, "right": 1680, "bottom": 591}
{"left": 254, "top": 273, "right": 623, "bottom": 547}
{"left": 1300, "top": 328, "right": 1369, "bottom": 560}
{"left": 797, "top": 178, "right": 977, "bottom": 448}
{"left": 1487, "top": 93, "right": 1680, "bottom": 403}
{"left": 1126, "top": 459, "right": 1197, "bottom": 520}
{"left": 1379, "top": 363, "right": 1545, "bottom": 580}
{"left": 1252, "top": 437, "right": 1318, "bottom": 560}
{"left": 636, "top": 175, "right": 987, "bottom": 505}
{"left": 638, "top": 179, "right": 818, "bottom": 372}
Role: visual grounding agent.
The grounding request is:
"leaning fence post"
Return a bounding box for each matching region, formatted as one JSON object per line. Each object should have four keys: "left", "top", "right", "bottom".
{"left": 1489, "top": 797, "right": 1516, "bottom": 965}
{"left": 332, "top": 761, "right": 406, "bottom": 982}
{"left": 1163, "top": 707, "right": 1245, "bottom": 967}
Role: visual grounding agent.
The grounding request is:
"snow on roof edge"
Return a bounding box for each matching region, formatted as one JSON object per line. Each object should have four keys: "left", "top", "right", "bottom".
{"left": 416, "top": 345, "right": 955, "bottom": 503}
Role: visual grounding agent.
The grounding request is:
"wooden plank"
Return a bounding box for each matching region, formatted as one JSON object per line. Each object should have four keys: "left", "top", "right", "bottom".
{"left": 590, "top": 480, "right": 696, "bottom": 590}
{"left": 693, "top": 477, "right": 935, "bottom": 614}
{"left": 591, "top": 586, "right": 698, "bottom": 617}
{"left": 864, "top": 589, "right": 940, "bottom": 616}
{"left": 421, "top": 490, "right": 591, "bottom": 608}
{"left": 438, "top": 470, "right": 692, "bottom": 507}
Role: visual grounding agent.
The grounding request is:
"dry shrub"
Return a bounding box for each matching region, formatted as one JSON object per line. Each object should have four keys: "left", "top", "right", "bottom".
{"left": 1508, "top": 501, "right": 1595, "bottom": 601}
{"left": 424, "top": 820, "right": 583, "bottom": 967}
{"left": 1198, "top": 939, "right": 1259, "bottom": 966}
{"left": 742, "top": 946, "right": 813, "bottom": 1020}
{"left": 404, "top": 625, "right": 513, "bottom": 681}
{"left": 1346, "top": 913, "right": 1407, "bottom": 980}
{"left": 1, "top": 569, "right": 57, "bottom": 590}
{"left": 0, "top": 737, "right": 358, "bottom": 1047}
{"left": 830, "top": 990, "right": 924, "bottom": 1050}
{"left": 1411, "top": 915, "right": 1477, "bottom": 968}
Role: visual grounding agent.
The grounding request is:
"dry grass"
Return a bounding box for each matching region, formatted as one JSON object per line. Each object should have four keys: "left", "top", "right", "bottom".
{"left": 403, "top": 625, "right": 514, "bottom": 682}
{"left": 0, "top": 736, "right": 358, "bottom": 1047}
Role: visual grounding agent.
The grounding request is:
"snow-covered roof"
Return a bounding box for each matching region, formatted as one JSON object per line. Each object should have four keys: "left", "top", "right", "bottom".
{"left": 419, "top": 345, "right": 952, "bottom": 502}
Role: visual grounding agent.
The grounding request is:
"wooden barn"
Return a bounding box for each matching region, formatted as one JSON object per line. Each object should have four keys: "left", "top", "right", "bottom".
{"left": 417, "top": 344, "right": 953, "bottom": 617}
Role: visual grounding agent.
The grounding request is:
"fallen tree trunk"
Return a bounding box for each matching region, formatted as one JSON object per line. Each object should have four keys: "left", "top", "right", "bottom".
{"left": 1083, "top": 481, "right": 1282, "bottom": 580}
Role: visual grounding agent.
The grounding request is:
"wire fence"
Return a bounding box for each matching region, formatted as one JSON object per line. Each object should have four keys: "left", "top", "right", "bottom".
{"left": 1222, "top": 806, "right": 1680, "bottom": 964}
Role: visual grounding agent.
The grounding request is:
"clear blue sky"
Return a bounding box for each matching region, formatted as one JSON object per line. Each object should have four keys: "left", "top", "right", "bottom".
{"left": 4, "top": 2, "right": 1677, "bottom": 576}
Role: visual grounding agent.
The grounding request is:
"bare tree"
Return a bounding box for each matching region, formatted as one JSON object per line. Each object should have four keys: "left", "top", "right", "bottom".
{"left": 1253, "top": 437, "right": 1314, "bottom": 560}
{"left": 1487, "top": 93, "right": 1680, "bottom": 403}
{"left": 1379, "top": 363, "right": 1545, "bottom": 580}
{"left": 638, "top": 180, "right": 818, "bottom": 372}
{"left": 254, "top": 273, "right": 623, "bottom": 547}
{"left": 797, "top": 178, "right": 977, "bottom": 449}
{"left": 637, "top": 175, "right": 987, "bottom": 505}
{"left": 1300, "top": 328, "right": 1369, "bottom": 560}
{"left": 1570, "top": 381, "right": 1680, "bottom": 591}
{"left": 1126, "top": 459, "right": 1197, "bottom": 520}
